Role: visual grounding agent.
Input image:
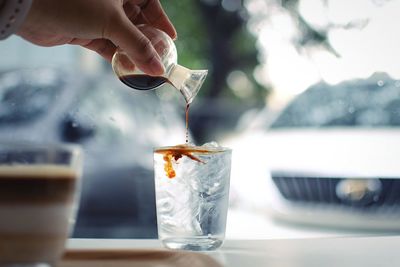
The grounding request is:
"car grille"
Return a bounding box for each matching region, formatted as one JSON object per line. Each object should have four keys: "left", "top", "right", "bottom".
{"left": 271, "top": 173, "right": 400, "bottom": 210}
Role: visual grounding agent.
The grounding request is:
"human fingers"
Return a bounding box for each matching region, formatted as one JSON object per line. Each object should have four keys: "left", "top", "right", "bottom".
{"left": 105, "top": 15, "right": 164, "bottom": 76}
{"left": 135, "top": 0, "right": 177, "bottom": 40}
{"left": 123, "top": 1, "right": 141, "bottom": 21}
{"left": 69, "top": 38, "right": 117, "bottom": 63}
{"left": 124, "top": 0, "right": 149, "bottom": 26}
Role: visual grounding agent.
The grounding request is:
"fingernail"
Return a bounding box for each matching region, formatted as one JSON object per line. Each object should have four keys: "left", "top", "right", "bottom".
{"left": 149, "top": 57, "right": 165, "bottom": 76}
{"left": 171, "top": 30, "right": 178, "bottom": 41}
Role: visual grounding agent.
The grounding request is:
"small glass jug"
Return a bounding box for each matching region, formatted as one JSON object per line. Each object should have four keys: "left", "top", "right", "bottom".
{"left": 111, "top": 25, "right": 208, "bottom": 104}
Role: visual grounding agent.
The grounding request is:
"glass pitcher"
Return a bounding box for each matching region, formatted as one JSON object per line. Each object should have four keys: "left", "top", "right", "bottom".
{"left": 112, "top": 25, "right": 208, "bottom": 104}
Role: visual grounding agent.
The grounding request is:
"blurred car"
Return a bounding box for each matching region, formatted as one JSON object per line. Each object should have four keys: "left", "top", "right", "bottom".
{"left": 0, "top": 67, "right": 186, "bottom": 238}
{"left": 227, "top": 72, "right": 400, "bottom": 232}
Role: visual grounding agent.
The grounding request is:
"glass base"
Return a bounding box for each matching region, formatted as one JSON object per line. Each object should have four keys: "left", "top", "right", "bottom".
{"left": 162, "top": 237, "right": 223, "bottom": 251}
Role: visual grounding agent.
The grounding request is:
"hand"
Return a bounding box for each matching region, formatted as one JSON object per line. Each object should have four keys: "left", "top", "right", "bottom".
{"left": 17, "top": 0, "right": 176, "bottom": 76}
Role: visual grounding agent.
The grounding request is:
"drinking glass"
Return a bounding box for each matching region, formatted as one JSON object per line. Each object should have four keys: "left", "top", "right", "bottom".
{"left": 0, "top": 141, "right": 82, "bottom": 267}
{"left": 154, "top": 145, "right": 231, "bottom": 251}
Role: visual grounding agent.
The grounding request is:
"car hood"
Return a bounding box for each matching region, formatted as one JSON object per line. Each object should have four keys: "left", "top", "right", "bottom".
{"left": 239, "top": 128, "right": 400, "bottom": 177}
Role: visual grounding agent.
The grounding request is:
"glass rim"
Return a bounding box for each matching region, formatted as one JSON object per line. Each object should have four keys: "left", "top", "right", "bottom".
{"left": 153, "top": 145, "right": 232, "bottom": 153}
{"left": 0, "top": 140, "right": 82, "bottom": 154}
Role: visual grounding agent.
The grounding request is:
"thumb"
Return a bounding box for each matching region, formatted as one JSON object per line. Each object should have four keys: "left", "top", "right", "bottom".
{"left": 107, "top": 15, "right": 164, "bottom": 76}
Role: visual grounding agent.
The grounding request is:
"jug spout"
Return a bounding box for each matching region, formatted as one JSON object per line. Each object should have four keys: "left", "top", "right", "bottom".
{"left": 168, "top": 65, "right": 208, "bottom": 104}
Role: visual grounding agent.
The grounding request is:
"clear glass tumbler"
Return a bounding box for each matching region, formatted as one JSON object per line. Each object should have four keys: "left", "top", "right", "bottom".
{"left": 154, "top": 145, "right": 232, "bottom": 251}
{"left": 0, "top": 141, "right": 82, "bottom": 267}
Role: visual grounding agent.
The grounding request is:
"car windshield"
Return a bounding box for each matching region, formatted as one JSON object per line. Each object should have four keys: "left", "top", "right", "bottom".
{"left": 270, "top": 73, "right": 400, "bottom": 129}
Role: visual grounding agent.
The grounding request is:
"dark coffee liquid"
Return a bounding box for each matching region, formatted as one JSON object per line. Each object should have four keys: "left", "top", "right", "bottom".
{"left": 0, "top": 167, "right": 76, "bottom": 204}
{"left": 185, "top": 103, "right": 190, "bottom": 144}
{"left": 119, "top": 74, "right": 168, "bottom": 90}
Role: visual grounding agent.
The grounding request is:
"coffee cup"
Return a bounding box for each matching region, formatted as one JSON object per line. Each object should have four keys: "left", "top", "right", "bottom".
{"left": 0, "top": 142, "right": 82, "bottom": 267}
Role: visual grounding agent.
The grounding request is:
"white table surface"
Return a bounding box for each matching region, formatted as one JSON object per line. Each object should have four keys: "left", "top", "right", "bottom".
{"left": 68, "top": 235, "right": 400, "bottom": 266}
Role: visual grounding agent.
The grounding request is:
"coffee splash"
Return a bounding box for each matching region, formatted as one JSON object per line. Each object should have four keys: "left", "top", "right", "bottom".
{"left": 155, "top": 145, "right": 207, "bottom": 179}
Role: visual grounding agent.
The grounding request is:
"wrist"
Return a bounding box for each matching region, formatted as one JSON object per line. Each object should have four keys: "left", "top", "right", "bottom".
{"left": 0, "top": 0, "right": 33, "bottom": 40}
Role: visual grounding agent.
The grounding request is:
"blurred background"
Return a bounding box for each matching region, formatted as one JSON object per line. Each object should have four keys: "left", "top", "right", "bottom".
{"left": 1, "top": 0, "right": 400, "bottom": 239}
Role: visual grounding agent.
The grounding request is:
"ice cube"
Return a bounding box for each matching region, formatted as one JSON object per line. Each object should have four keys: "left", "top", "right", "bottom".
{"left": 202, "top": 141, "right": 220, "bottom": 148}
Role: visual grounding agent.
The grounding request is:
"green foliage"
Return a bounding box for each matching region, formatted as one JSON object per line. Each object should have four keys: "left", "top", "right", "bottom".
{"left": 163, "top": 0, "right": 209, "bottom": 70}
{"left": 162, "top": 0, "right": 266, "bottom": 104}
